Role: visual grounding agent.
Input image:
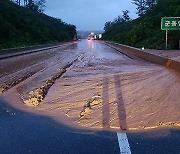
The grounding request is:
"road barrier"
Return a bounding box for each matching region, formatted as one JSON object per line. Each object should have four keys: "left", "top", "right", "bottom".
{"left": 104, "top": 41, "right": 180, "bottom": 73}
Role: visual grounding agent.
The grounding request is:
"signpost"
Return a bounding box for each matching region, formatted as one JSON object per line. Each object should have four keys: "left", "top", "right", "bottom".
{"left": 161, "top": 17, "right": 180, "bottom": 49}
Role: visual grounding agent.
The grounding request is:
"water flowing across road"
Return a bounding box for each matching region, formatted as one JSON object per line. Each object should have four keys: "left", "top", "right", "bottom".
{"left": 1, "top": 40, "right": 180, "bottom": 131}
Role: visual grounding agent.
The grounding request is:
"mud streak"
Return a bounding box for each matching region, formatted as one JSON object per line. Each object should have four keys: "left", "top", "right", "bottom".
{"left": 114, "top": 74, "right": 128, "bottom": 130}
{"left": 102, "top": 76, "right": 110, "bottom": 128}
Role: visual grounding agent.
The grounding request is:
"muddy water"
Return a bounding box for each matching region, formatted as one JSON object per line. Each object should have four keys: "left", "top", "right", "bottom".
{"left": 0, "top": 43, "right": 78, "bottom": 93}
{"left": 1, "top": 40, "right": 180, "bottom": 132}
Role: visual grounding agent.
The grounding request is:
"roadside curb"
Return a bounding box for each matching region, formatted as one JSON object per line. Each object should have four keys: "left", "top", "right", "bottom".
{"left": 103, "top": 41, "right": 180, "bottom": 73}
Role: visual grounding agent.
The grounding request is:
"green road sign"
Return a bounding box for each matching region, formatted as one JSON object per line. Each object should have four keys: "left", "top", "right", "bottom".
{"left": 161, "top": 17, "right": 180, "bottom": 30}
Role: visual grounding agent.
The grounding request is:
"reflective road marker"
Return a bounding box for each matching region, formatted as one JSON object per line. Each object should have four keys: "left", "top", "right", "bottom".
{"left": 117, "top": 133, "right": 131, "bottom": 154}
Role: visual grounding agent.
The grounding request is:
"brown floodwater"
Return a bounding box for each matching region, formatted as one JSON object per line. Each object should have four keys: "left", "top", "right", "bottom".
{"left": 1, "top": 40, "right": 180, "bottom": 132}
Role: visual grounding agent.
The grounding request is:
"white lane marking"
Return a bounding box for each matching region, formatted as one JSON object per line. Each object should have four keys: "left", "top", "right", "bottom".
{"left": 117, "top": 132, "right": 131, "bottom": 154}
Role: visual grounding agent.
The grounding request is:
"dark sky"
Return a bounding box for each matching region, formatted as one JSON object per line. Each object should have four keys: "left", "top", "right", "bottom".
{"left": 45, "top": 0, "right": 137, "bottom": 31}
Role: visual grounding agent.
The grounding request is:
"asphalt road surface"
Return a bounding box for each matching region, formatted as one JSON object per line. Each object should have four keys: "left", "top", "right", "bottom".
{"left": 0, "top": 40, "right": 179, "bottom": 153}
{"left": 0, "top": 98, "right": 179, "bottom": 154}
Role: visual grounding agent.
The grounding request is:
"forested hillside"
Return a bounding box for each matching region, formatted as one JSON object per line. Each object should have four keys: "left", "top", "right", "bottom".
{"left": 102, "top": 0, "right": 180, "bottom": 49}
{"left": 0, "top": 0, "right": 76, "bottom": 49}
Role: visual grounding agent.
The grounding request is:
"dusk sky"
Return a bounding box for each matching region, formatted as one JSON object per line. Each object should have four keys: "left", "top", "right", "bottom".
{"left": 45, "top": 0, "right": 138, "bottom": 31}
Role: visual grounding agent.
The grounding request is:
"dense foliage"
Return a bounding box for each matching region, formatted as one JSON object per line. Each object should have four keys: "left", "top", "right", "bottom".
{"left": 103, "top": 0, "right": 180, "bottom": 49}
{"left": 11, "top": 0, "right": 46, "bottom": 13}
{"left": 0, "top": 0, "right": 76, "bottom": 49}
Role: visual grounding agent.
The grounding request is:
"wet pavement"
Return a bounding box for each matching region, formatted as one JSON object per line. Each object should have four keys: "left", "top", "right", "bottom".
{"left": 0, "top": 39, "right": 180, "bottom": 132}
{"left": 0, "top": 42, "right": 78, "bottom": 93}
{"left": 0, "top": 97, "right": 179, "bottom": 154}
{"left": 0, "top": 97, "right": 120, "bottom": 154}
{"left": 0, "top": 39, "right": 180, "bottom": 153}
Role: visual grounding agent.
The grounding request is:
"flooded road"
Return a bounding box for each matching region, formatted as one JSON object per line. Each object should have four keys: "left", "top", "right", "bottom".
{"left": 1, "top": 40, "right": 180, "bottom": 131}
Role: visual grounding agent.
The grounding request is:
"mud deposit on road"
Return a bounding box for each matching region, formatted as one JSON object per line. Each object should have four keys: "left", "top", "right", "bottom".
{"left": 1, "top": 40, "right": 180, "bottom": 132}
{"left": 0, "top": 43, "right": 77, "bottom": 93}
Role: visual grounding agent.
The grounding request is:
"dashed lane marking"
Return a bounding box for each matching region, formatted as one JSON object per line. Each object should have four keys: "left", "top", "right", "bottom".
{"left": 117, "top": 132, "right": 131, "bottom": 154}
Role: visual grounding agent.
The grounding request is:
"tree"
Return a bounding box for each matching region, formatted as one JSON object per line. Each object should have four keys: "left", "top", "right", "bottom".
{"left": 146, "top": 0, "right": 157, "bottom": 11}
{"left": 35, "top": 0, "right": 46, "bottom": 13}
{"left": 26, "top": 0, "right": 38, "bottom": 12}
{"left": 132, "top": 0, "right": 147, "bottom": 16}
{"left": 104, "top": 21, "right": 112, "bottom": 31}
{"left": 24, "top": 0, "right": 28, "bottom": 6}
{"left": 15, "top": 0, "right": 20, "bottom": 5}
{"left": 122, "top": 10, "right": 130, "bottom": 21}
{"left": 132, "top": 0, "right": 157, "bottom": 16}
{"left": 11, "top": 0, "right": 46, "bottom": 13}
{"left": 25, "top": 0, "right": 45, "bottom": 13}
{"left": 114, "top": 15, "right": 125, "bottom": 24}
